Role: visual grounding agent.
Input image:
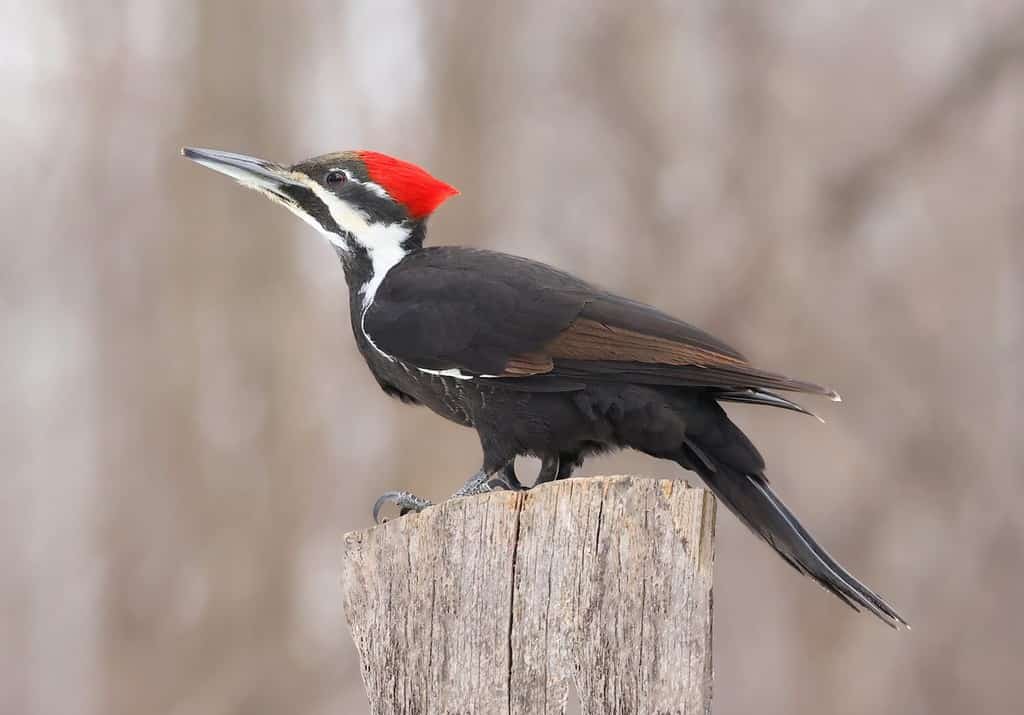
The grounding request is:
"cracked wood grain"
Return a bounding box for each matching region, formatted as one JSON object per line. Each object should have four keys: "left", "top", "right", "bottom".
{"left": 342, "top": 476, "right": 716, "bottom": 715}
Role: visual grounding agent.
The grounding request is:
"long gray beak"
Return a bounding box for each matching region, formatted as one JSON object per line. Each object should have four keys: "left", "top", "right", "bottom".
{"left": 181, "top": 147, "right": 303, "bottom": 196}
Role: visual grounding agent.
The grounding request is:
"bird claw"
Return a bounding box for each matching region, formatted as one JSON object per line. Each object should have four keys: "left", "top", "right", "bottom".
{"left": 372, "top": 467, "right": 523, "bottom": 525}
{"left": 372, "top": 491, "right": 434, "bottom": 524}
{"left": 487, "top": 474, "right": 527, "bottom": 492}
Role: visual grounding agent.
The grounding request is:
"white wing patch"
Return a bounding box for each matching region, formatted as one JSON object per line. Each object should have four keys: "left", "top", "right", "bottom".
{"left": 415, "top": 366, "right": 477, "bottom": 380}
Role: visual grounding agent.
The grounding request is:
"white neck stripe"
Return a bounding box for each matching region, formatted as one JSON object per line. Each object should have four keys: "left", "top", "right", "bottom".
{"left": 301, "top": 180, "right": 411, "bottom": 310}
{"left": 251, "top": 170, "right": 428, "bottom": 371}
{"left": 287, "top": 174, "right": 413, "bottom": 368}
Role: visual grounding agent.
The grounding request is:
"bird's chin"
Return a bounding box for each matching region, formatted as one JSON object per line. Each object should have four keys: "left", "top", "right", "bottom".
{"left": 258, "top": 189, "right": 350, "bottom": 252}
{"left": 257, "top": 187, "right": 293, "bottom": 205}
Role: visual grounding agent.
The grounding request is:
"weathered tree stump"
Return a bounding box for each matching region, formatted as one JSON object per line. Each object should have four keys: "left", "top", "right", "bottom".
{"left": 341, "top": 475, "right": 716, "bottom": 714}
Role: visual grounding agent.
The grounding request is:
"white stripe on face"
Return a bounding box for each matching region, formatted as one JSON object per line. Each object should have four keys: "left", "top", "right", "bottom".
{"left": 334, "top": 168, "right": 390, "bottom": 200}
{"left": 225, "top": 164, "right": 415, "bottom": 368}
{"left": 299, "top": 178, "right": 412, "bottom": 309}
{"left": 260, "top": 187, "right": 343, "bottom": 243}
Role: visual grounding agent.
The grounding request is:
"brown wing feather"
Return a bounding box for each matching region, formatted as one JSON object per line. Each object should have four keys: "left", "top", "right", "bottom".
{"left": 500, "top": 317, "right": 839, "bottom": 399}
{"left": 545, "top": 318, "right": 749, "bottom": 367}
{"left": 500, "top": 352, "right": 554, "bottom": 376}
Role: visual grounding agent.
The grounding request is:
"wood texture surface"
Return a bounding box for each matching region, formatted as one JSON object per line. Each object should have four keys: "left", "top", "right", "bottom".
{"left": 341, "top": 476, "right": 716, "bottom": 715}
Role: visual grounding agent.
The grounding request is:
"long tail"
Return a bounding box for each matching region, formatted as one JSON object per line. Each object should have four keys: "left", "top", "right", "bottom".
{"left": 678, "top": 405, "right": 908, "bottom": 628}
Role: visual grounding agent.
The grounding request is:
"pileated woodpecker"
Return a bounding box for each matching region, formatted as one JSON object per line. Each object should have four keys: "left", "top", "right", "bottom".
{"left": 183, "top": 146, "right": 906, "bottom": 627}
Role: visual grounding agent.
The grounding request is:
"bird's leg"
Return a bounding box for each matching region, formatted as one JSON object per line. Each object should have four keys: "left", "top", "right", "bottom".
{"left": 373, "top": 463, "right": 518, "bottom": 524}
{"left": 533, "top": 455, "right": 561, "bottom": 486}
{"left": 452, "top": 468, "right": 494, "bottom": 497}
{"left": 556, "top": 452, "right": 581, "bottom": 480}
{"left": 533, "top": 452, "right": 582, "bottom": 487}
{"left": 487, "top": 462, "right": 527, "bottom": 491}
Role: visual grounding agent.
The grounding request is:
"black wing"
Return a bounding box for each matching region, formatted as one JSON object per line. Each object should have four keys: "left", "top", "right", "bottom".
{"left": 363, "top": 247, "right": 588, "bottom": 376}
{"left": 364, "top": 247, "right": 838, "bottom": 398}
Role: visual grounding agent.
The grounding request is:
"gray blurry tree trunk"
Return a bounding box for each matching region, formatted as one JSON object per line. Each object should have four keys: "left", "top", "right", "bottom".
{"left": 342, "top": 477, "right": 716, "bottom": 715}
{"left": 99, "top": 2, "right": 320, "bottom": 713}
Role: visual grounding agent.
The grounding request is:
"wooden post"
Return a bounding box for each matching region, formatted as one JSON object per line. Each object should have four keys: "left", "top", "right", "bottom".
{"left": 341, "top": 476, "right": 716, "bottom": 715}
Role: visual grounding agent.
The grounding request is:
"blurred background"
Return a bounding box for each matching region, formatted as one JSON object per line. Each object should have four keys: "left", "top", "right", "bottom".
{"left": 3, "top": 1, "right": 1022, "bottom": 713}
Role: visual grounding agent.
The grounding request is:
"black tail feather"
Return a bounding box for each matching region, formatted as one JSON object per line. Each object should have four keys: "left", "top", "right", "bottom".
{"left": 715, "top": 388, "right": 825, "bottom": 422}
{"left": 682, "top": 444, "right": 908, "bottom": 628}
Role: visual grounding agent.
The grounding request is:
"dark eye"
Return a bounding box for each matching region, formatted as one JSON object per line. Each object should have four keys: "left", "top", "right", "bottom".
{"left": 325, "top": 169, "right": 347, "bottom": 185}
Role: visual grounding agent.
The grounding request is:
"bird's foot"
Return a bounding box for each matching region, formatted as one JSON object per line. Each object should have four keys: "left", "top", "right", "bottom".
{"left": 372, "top": 491, "right": 434, "bottom": 524}
{"left": 373, "top": 467, "right": 526, "bottom": 524}
{"left": 488, "top": 474, "right": 528, "bottom": 491}
{"left": 452, "top": 468, "right": 494, "bottom": 497}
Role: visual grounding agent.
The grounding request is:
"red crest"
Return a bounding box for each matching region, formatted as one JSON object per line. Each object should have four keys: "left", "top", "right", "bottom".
{"left": 358, "top": 151, "right": 459, "bottom": 220}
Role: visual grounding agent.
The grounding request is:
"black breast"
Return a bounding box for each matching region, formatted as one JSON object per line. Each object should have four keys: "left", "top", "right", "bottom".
{"left": 353, "top": 312, "right": 477, "bottom": 427}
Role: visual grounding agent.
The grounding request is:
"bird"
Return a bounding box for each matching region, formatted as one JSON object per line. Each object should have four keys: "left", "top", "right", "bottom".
{"left": 182, "top": 146, "right": 907, "bottom": 628}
